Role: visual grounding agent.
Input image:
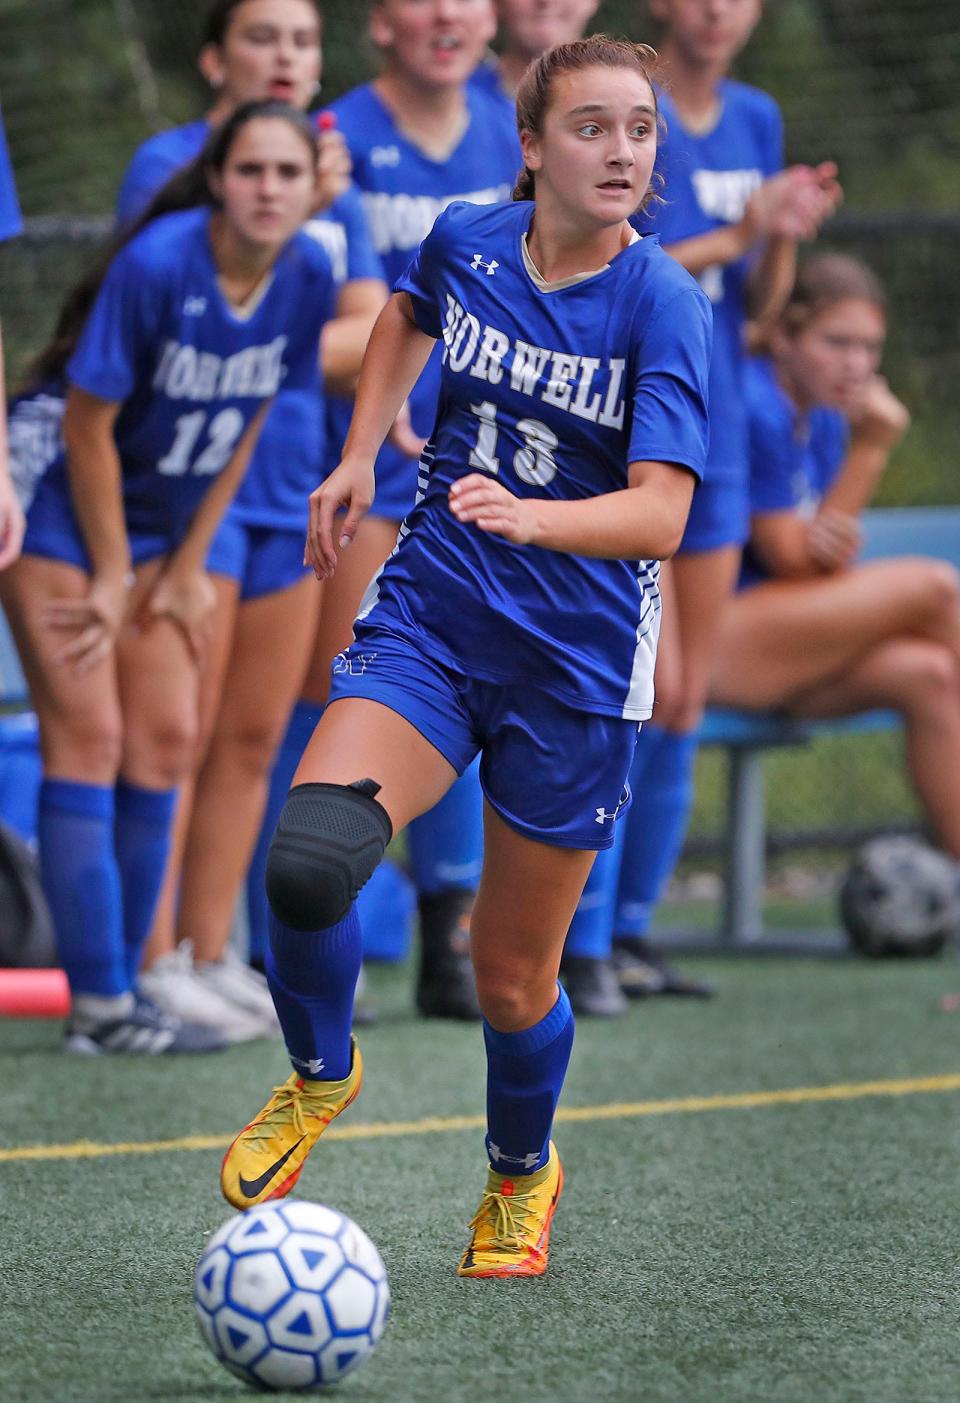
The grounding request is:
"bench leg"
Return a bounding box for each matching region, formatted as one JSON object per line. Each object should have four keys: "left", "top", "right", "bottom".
{"left": 722, "top": 748, "right": 767, "bottom": 945}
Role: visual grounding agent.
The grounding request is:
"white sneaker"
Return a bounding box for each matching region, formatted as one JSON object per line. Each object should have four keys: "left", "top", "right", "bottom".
{"left": 193, "top": 949, "right": 280, "bottom": 1030}
{"left": 138, "top": 944, "right": 271, "bottom": 1044}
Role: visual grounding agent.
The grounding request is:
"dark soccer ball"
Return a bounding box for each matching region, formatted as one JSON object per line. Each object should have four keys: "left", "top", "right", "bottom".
{"left": 839, "top": 836, "right": 960, "bottom": 958}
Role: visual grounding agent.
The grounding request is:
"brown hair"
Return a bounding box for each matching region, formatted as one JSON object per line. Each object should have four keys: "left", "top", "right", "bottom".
{"left": 780, "top": 253, "right": 887, "bottom": 338}
{"left": 513, "top": 35, "right": 661, "bottom": 211}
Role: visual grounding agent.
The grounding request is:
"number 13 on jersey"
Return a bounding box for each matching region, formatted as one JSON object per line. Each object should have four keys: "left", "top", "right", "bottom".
{"left": 468, "top": 401, "right": 559, "bottom": 487}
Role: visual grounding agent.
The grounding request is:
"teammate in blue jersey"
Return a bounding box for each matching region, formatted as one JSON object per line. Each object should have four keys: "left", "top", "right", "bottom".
{"left": 472, "top": 0, "right": 598, "bottom": 104}
{"left": 709, "top": 254, "right": 960, "bottom": 861}
{"left": 317, "top": 0, "right": 524, "bottom": 1021}
{"left": 114, "top": 0, "right": 389, "bottom": 1043}
{"left": 0, "top": 102, "right": 335, "bottom": 1055}
{"left": 221, "top": 37, "right": 711, "bottom": 1278}
{"left": 598, "top": 0, "right": 842, "bottom": 999}
{"left": 0, "top": 99, "right": 25, "bottom": 571}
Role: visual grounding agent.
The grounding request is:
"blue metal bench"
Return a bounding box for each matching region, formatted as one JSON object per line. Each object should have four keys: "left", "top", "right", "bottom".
{"left": 700, "top": 505, "right": 960, "bottom": 945}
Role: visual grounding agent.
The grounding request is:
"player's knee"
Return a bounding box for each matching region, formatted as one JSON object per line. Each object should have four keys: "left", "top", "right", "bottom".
{"left": 126, "top": 713, "right": 200, "bottom": 788}
{"left": 44, "top": 712, "right": 123, "bottom": 782}
{"left": 919, "top": 561, "right": 960, "bottom": 620}
{"left": 905, "top": 642, "right": 960, "bottom": 709}
{"left": 265, "top": 780, "right": 392, "bottom": 932}
{"left": 214, "top": 718, "right": 284, "bottom": 781}
{"left": 473, "top": 961, "right": 543, "bottom": 1031}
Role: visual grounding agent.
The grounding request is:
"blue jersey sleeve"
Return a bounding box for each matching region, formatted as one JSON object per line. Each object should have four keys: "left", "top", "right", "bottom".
{"left": 116, "top": 147, "right": 171, "bottom": 227}
{"left": 338, "top": 185, "right": 384, "bottom": 283}
{"left": 394, "top": 205, "right": 459, "bottom": 340}
{"left": 275, "top": 238, "right": 336, "bottom": 392}
{"left": 67, "top": 242, "right": 166, "bottom": 403}
{"left": 626, "top": 287, "right": 712, "bottom": 479}
{"left": 0, "top": 105, "right": 23, "bottom": 242}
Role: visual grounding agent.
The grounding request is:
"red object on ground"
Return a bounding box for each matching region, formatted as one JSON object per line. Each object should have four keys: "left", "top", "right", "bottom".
{"left": 0, "top": 968, "right": 70, "bottom": 1018}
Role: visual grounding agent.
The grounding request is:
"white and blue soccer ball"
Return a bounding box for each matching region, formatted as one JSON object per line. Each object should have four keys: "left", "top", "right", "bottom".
{"left": 194, "top": 1200, "right": 390, "bottom": 1392}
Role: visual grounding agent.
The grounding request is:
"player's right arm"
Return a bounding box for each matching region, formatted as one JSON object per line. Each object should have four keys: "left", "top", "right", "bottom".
{"left": 306, "top": 291, "right": 435, "bottom": 577}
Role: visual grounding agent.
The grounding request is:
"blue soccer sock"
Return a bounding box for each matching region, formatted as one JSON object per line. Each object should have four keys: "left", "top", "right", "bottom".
{"left": 114, "top": 779, "right": 177, "bottom": 986}
{"left": 483, "top": 986, "right": 574, "bottom": 1176}
{"left": 247, "top": 699, "right": 324, "bottom": 965}
{"left": 408, "top": 758, "right": 483, "bottom": 895}
{"left": 266, "top": 904, "right": 362, "bottom": 1081}
{"left": 563, "top": 821, "right": 627, "bottom": 960}
{"left": 615, "top": 726, "right": 700, "bottom": 938}
{"left": 38, "top": 778, "right": 127, "bottom": 997}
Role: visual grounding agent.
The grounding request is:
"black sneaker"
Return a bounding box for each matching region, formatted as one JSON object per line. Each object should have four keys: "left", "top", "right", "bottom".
{"left": 65, "top": 995, "right": 229, "bottom": 1055}
{"left": 560, "top": 956, "right": 629, "bottom": 1017}
{"left": 611, "top": 938, "right": 715, "bottom": 999}
{"left": 415, "top": 888, "right": 482, "bottom": 1021}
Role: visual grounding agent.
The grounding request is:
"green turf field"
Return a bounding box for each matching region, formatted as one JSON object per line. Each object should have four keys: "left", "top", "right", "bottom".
{"left": 4, "top": 951, "right": 960, "bottom": 1403}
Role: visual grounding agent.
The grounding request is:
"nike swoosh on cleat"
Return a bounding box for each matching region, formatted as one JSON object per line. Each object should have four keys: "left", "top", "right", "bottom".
{"left": 237, "top": 1137, "right": 306, "bottom": 1199}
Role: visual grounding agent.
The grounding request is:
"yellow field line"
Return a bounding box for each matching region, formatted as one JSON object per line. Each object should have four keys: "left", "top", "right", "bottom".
{"left": 3, "top": 1072, "right": 959, "bottom": 1165}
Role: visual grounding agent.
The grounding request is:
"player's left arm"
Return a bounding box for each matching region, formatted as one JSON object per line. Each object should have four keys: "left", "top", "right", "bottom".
{"left": 449, "top": 460, "right": 696, "bottom": 560}
{"left": 137, "top": 400, "right": 272, "bottom": 661}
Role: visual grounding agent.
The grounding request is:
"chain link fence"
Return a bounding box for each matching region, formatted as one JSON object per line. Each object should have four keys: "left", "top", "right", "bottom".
{"left": 1, "top": 0, "right": 958, "bottom": 860}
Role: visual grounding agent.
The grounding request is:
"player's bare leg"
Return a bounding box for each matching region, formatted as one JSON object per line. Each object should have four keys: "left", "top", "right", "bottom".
{"left": 459, "top": 805, "right": 596, "bottom": 1277}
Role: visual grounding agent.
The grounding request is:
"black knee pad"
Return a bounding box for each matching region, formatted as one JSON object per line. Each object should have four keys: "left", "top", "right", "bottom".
{"left": 265, "top": 779, "right": 393, "bottom": 932}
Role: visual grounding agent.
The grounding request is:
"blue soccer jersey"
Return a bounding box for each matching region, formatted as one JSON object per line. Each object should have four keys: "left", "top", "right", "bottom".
{"left": 117, "top": 122, "right": 384, "bottom": 527}
{"left": 636, "top": 81, "right": 783, "bottom": 483}
{"left": 329, "top": 83, "right": 522, "bottom": 519}
{"left": 740, "top": 355, "right": 849, "bottom": 585}
{"left": 34, "top": 207, "right": 333, "bottom": 542}
{"left": 0, "top": 103, "right": 22, "bottom": 242}
{"left": 358, "top": 200, "right": 711, "bottom": 721}
{"left": 7, "top": 385, "right": 65, "bottom": 511}
{"left": 116, "top": 121, "right": 211, "bottom": 229}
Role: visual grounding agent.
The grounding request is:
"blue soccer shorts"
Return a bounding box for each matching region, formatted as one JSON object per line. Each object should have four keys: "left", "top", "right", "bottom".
{"left": 23, "top": 474, "right": 170, "bottom": 570}
{"left": 327, "top": 626, "right": 639, "bottom": 850}
{"left": 206, "top": 517, "right": 310, "bottom": 601}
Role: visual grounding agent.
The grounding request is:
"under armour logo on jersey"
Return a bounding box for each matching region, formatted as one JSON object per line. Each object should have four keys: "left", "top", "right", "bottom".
{"left": 290, "top": 1054, "right": 325, "bottom": 1075}
{"left": 370, "top": 144, "right": 401, "bottom": 167}
{"left": 183, "top": 296, "right": 207, "bottom": 316}
{"left": 471, "top": 253, "right": 499, "bottom": 275}
{"left": 488, "top": 1143, "right": 542, "bottom": 1170}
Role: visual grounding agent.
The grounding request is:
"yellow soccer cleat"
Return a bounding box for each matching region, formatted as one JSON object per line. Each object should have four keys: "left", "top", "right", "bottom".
{"left": 457, "top": 1141, "right": 563, "bottom": 1278}
{"left": 220, "top": 1038, "right": 363, "bottom": 1210}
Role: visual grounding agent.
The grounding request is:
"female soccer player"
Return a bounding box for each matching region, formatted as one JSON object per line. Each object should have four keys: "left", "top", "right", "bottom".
{"left": 221, "top": 36, "right": 711, "bottom": 1278}
{"left": 266, "top": 0, "right": 522, "bottom": 1023}
{"left": 473, "top": 0, "right": 599, "bottom": 102}
{"left": 116, "top": 0, "right": 388, "bottom": 1043}
{"left": 709, "top": 254, "right": 960, "bottom": 858}
{"left": 605, "top": 0, "right": 841, "bottom": 997}
{"left": 1, "top": 102, "right": 334, "bottom": 1054}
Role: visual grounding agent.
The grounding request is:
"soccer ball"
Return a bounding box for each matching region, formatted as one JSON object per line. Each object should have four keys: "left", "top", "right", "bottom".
{"left": 194, "top": 1200, "right": 389, "bottom": 1391}
{"left": 839, "top": 836, "right": 960, "bottom": 958}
